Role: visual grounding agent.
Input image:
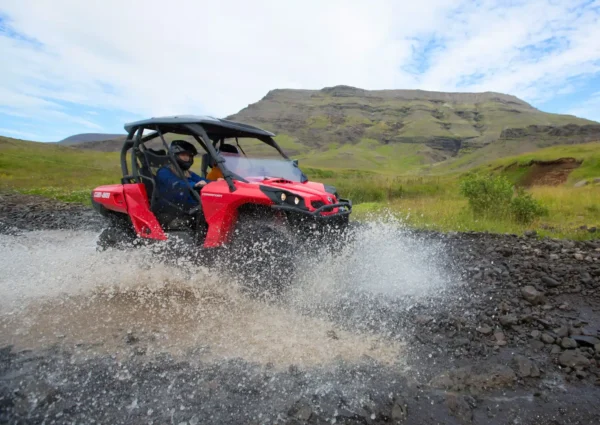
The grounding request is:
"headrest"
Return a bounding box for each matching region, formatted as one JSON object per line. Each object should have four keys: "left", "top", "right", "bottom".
{"left": 218, "top": 143, "right": 239, "bottom": 154}
{"left": 139, "top": 147, "right": 169, "bottom": 168}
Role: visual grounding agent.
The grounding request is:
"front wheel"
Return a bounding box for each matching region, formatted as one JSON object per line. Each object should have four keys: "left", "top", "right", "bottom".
{"left": 223, "top": 218, "right": 298, "bottom": 299}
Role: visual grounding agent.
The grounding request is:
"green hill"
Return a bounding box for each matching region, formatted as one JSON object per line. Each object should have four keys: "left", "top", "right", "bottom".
{"left": 54, "top": 86, "right": 600, "bottom": 173}
{"left": 227, "top": 85, "right": 598, "bottom": 167}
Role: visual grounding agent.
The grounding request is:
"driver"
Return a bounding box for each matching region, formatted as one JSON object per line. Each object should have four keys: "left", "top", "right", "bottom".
{"left": 155, "top": 140, "right": 209, "bottom": 210}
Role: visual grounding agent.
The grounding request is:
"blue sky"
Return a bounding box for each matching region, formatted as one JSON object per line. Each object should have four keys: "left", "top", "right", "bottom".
{"left": 1, "top": 0, "right": 600, "bottom": 142}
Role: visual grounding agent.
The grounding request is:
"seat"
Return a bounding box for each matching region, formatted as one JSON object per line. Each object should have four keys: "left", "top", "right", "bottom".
{"left": 137, "top": 148, "right": 169, "bottom": 204}
{"left": 136, "top": 147, "right": 205, "bottom": 232}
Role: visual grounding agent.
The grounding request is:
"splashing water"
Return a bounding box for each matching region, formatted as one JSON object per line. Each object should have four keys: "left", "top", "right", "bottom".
{"left": 286, "top": 214, "right": 460, "bottom": 337}
{"left": 0, "top": 216, "right": 457, "bottom": 368}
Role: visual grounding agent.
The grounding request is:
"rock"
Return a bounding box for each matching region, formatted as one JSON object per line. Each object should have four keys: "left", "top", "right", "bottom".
{"left": 521, "top": 286, "right": 545, "bottom": 305}
{"left": 445, "top": 394, "right": 473, "bottom": 424}
{"left": 415, "top": 315, "right": 434, "bottom": 325}
{"left": 572, "top": 335, "right": 600, "bottom": 347}
{"left": 541, "top": 333, "right": 555, "bottom": 344}
{"left": 594, "top": 177, "right": 600, "bottom": 184}
{"left": 513, "top": 355, "right": 534, "bottom": 378}
{"left": 570, "top": 326, "right": 583, "bottom": 336}
{"left": 531, "top": 364, "right": 541, "bottom": 378}
{"left": 541, "top": 276, "right": 561, "bottom": 288}
{"left": 531, "top": 330, "right": 541, "bottom": 339}
{"left": 476, "top": 326, "right": 493, "bottom": 335}
{"left": 391, "top": 398, "right": 408, "bottom": 421}
{"left": 468, "top": 365, "right": 517, "bottom": 391}
{"left": 574, "top": 253, "right": 584, "bottom": 261}
{"left": 558, "top": 350, "right": 591, "bottom": 368}
{"left": 555, "top": 326, "right": 569, "bottom": 338}
{"left": 551, "top": 345, "right": 562, "bottom": 354}
{"left": 524, "top": 230, "right": 537, "bottom": 238}
{"left": 499, "top": 315, "right": 519, "bottom": 327}
{"left": 574, "top": 180, "right": 589, "bottom": 188}
{"left": 575, "top": 370, "right": 588, "bottom": 379}
{"left": 561, "top": 337, "right": 578, "bottom": 349}
{"left": 455, "top": 338, "right": 470, "bottom": 347}
{"left": 431, "top": 365, "right": 516, "bottom": 392}
{"left": 494, "top": 332, "right": 506, "bottom": 343}
{"left": 125, "top": 332, "right": 138, "bottom": 345}
{"left": 531, "top": 340, "right": 545, "bottom": 352}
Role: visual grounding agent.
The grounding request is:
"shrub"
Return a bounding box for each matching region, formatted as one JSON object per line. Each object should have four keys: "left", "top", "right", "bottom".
{"left": 510, "top": 188, "right": 548, "bottom": 223}
{"left": 459, "top": 174, "right": 547, "bottom": 224}
{"left": 459, "top": 173, "right": 513, "bottom": 217}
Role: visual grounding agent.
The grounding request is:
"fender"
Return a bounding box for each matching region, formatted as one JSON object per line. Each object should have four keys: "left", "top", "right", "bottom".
{"left": 93, "top": 183, "right": 166, "bottom": 240}
{"left": 201, "top": 180, "right": 273, "bottom": 248}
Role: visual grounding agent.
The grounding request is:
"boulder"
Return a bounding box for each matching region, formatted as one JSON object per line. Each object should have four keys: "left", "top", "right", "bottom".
{"left": 499, "top": 314, "right": 519, "bottom": 327}
{"left": 512, "top": 355, "right": 534, "bottom": 378}
{"left": 554, "top": 326, "right": 569, "bottom": 338}
{"left": 541, "top": 276, "right": 561, "bottom": 288}
{"left": 540, "top": 333, "right": 555, "bottom": 344}
{"left": 561, "top": 337, "right": 578, "bottom": 349}
{"left": 521, "top": 286, "right": 545, "bottom": 305}
{"left": 558, "top": 350, "right": 590, "bottom": 368}
{"left": 571, "top": 335, "right": 600, "bottom": 347}
{"left": 476, "top": 326, "right": 493, "bottom": 335}
{"left": 574, "top": 180, "right": 589, "bottom": 188}
{"left": 445, "top": 394, "right": 473, "bottom": 424}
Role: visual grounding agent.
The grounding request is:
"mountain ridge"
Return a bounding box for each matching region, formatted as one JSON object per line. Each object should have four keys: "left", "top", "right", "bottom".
{"left": 24, "top": 86, "right": 598, "bottom": 170}
{"left": 58, "top": 133, "right": 126, "bottom": 145}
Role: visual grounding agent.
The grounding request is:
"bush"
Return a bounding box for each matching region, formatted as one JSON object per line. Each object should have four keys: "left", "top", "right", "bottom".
{"left": 459, "top": 173, "right": 513, "bottom": 216}
{"left": 459, "top": 174, "right": 547, "bottom": 224}
{"left": 510, "top": 188, "right": 549, "bottom": 223}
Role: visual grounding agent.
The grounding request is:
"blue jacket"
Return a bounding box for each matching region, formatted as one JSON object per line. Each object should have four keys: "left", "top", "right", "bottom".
{"left": 155, "top": 166, "right": 208, "bottom": 209}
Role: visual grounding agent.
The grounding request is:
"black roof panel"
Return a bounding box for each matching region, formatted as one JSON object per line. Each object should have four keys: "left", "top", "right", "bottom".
{"left": 124, "top": 115, "right": 275, "bottom": 137}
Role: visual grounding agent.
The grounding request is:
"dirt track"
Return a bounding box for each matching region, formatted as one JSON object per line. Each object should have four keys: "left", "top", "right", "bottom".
{"left": 1, "top": 193, "right": 600, "bottom": 425}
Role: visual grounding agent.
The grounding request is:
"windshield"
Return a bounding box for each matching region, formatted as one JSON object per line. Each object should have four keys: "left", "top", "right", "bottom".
{"left": 220, "top": 153, "right": 306, "bottom": 183}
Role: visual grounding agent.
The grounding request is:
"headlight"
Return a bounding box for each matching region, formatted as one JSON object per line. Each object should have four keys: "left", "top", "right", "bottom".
{"left": 294, "top": 197, "right": 300, "bottom": 205}
{"left": 280, "top": 193, "right": 286, "bottom": 201}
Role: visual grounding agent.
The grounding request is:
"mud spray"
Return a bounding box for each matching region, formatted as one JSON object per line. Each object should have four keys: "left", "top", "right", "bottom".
{"left": 0, "top": 217, "right": 459, "bottom": 370}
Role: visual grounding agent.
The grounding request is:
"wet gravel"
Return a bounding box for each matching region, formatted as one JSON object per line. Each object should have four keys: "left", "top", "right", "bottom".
{"left": 1, "top": 193, "right": 600, "bottom": 424}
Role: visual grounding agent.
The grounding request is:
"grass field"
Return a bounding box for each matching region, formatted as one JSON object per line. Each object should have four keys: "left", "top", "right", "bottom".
{"left": 351, "top": 184, "right": 599, "bottom": 240}
{"left": 0, "top": 136, "right": 120, "bottom": 203}
{"left": 1, "top": 135, "right": 599, "bottom": 240}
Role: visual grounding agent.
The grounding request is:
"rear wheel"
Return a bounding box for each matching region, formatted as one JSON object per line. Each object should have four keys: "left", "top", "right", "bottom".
{"left": 96, "top": 214, "right": 137, "bottom": 251}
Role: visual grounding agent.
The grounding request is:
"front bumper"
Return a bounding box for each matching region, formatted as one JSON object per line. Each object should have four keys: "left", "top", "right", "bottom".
{"left": 271, "top": 198, "right": 352, "bottom": 220}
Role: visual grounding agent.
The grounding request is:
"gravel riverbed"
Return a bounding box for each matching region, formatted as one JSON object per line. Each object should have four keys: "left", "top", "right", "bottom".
{"left": 1, "top": 192, "right": 599, "bottom": 424}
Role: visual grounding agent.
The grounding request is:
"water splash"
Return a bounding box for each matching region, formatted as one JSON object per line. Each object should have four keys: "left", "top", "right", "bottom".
{"left": 0, "top": 216, "right": 458, "bottom": 368}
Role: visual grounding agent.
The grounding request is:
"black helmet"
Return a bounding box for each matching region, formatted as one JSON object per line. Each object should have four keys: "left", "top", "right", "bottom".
{"left": 170, "top": 140, "right": 198, "bottom": 171}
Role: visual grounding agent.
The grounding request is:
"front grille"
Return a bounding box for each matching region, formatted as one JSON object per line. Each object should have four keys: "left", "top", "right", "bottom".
{"left": 311, "top": 201, "right": 325, "bottom": 209}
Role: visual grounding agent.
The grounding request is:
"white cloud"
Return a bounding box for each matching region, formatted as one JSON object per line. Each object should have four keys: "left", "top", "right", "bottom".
{"left": 0, "top": 127, "right": 41, "bottom": 140}
{"left": 0, "top": 0, "right": 599, "bottom": 137}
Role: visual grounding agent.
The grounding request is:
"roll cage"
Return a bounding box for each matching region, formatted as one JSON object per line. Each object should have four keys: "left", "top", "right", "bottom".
{"left": 120, "top": 119, "right": 307, "bottom": 211}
